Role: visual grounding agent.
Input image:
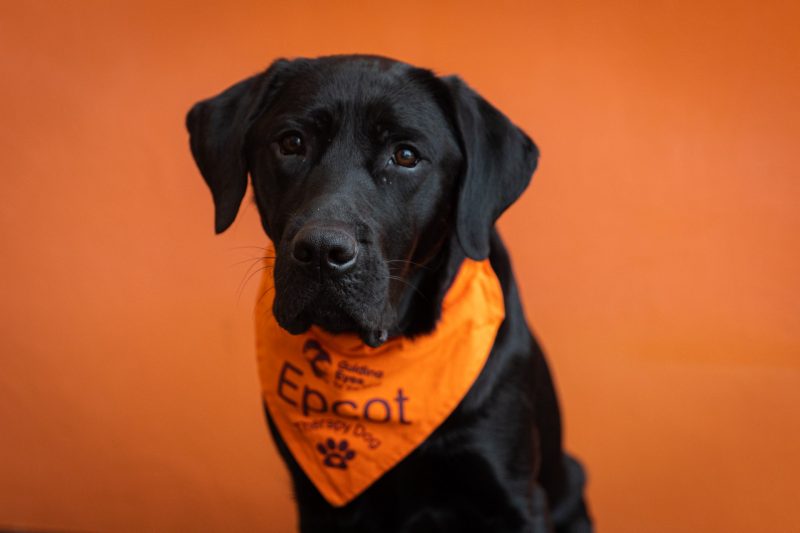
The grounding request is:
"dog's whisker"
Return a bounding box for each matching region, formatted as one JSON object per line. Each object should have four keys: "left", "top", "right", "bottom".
{"left": 236, "top": 258, "right": 274, "bottom": 298}
{"left": 386, "top": 259, "right": 430, "bottom": 270}
{"left": 228, "top": 255, "right": 273, "bottom": 268}
{"left": 236, "top": 265, "right": 275, "bottom": 305}
{"left": 256, "top": 283, "right": 276, "bottom": 305}
{"left": 237, "top": 258, "right": 274, "bottom": 292}
{"left": 387, "top": 275, "right": 428, "bottom": 302}
{"left": 386, "top": 259, "right": 429, "bottom": 269}
{"left": 227, "top": 245, "right": 275, "bottom": 252}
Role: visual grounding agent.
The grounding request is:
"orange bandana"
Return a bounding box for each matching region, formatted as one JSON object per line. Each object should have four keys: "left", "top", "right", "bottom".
{"left": 255, "top": 251, "right": 505, "bottom": 507}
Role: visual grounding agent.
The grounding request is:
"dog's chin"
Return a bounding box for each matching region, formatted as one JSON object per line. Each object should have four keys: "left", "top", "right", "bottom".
{"left": 275, "top": 296, "right": 389, "bottom": 348}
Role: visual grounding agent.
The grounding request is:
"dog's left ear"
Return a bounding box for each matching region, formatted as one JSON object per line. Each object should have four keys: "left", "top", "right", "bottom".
{"left": 186, "top": 60, "right": 287, "bottom": 234}
{"left": 442, "top": 76, "right": 540, "bottom": 260}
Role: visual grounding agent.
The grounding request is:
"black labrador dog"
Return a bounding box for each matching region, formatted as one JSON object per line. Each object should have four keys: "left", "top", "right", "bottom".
{"left": 186, "top": 55, "right": 591, "bottom": 533}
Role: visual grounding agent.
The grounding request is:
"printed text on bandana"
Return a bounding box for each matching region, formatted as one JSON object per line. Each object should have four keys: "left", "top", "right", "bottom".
{"left": 276, "top": 341, "right": 412, "bottom": 452}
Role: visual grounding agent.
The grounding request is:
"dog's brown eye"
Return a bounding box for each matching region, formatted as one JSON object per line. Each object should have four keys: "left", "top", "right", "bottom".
{"left": 393, "top": 146, "right": 419, "bottom": 168}
{"left": 279, "top": 133, "right": 305, "bottom": 155}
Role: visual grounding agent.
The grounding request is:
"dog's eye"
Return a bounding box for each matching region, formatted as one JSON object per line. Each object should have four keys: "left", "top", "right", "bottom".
{"left": 279, "top": 133, "right": 305, "bottom": 155}
{"left": 393, "top": 146, "right": 419, "bottom": 168}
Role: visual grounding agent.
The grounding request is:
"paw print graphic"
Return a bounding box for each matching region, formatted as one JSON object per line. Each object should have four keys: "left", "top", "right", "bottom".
{"left": 317, "top": 438, "right": 356, "bottom": 469}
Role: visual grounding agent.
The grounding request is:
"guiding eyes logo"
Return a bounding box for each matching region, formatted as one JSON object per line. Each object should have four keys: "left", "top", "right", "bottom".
{"left": 303, "top": 340, "right": 332, "bottom": 379}
{"left": 317, "top": 438, "right": 356, "bottom": 469}
{"left": 302, "top": 339, "right": 384, "bottom": 391}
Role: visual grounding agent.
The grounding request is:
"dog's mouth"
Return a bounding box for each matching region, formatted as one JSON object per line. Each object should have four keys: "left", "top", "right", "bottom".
{"left": 301, "top": 301, "right": 390, "bottom": 348}
{"left": 272, "top": 262, "right": 393, "bottom": 348}
{"left": 278, "top": 297, "right": 390, "bottom": 348}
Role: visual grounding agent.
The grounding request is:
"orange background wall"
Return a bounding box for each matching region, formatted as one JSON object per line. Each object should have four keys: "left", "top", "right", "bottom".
{"left": 1, "top": 1, "right": 798, "bottom": 532}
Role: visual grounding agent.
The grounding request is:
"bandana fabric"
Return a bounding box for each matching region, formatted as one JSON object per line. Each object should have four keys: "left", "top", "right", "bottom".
{"left": 255, "top": 252, "right": 505, "bottom": 507}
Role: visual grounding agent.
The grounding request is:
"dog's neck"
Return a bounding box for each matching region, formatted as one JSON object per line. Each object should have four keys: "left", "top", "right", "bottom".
{"left": 390, "top": 237, "right": 470, "bottom": 339}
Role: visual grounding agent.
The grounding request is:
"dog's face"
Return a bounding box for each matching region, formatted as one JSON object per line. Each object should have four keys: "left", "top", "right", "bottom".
{"left": 248, "top": 58, "right": 462, "bottom": 345}
{"left": 187, "top": 55, "right": 538, "bottom": 346}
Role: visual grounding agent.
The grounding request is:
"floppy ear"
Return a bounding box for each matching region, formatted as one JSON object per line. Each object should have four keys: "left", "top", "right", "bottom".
{"left": 185, "top": 61, "right": 286, "bottom": 233}
{"left": 443, "top": 76, "right": 540, "bottom": 259}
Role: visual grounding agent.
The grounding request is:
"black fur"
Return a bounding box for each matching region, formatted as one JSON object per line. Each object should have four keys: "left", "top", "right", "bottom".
{"left": 187, "top": 54, "right": 591, "bottom": 532}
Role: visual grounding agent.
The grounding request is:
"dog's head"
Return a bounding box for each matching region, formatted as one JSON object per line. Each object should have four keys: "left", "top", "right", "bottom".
{"left": 186, "top": 55, "right": 538, "bottom": 347}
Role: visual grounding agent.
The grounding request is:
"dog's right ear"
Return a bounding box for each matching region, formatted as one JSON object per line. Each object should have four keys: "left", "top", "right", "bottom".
{"left": 186, "top": 60, "right": 287, "bottom": 233}
{"left": 440, "top": 76, "right": 539, "bottom": 260}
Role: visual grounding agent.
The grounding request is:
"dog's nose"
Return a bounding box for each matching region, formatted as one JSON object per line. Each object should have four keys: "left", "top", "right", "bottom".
{"left": 291, "top": 225, "right": 358, "bottom": 275}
